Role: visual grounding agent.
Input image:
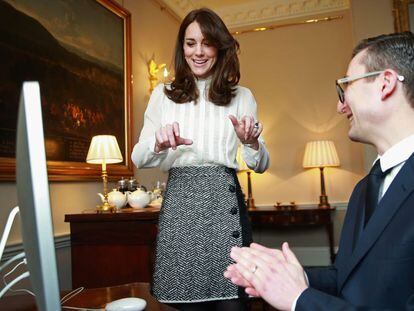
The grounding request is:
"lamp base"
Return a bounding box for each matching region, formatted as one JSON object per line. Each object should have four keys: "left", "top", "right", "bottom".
{"left": 318, "top": 195, "right": 331, "bottom": 209}
{"left": 96, "top": 201, "right": 116, "bottom": 213}
{"left": 247, "top": 197, "right": 255, "bottom": 210}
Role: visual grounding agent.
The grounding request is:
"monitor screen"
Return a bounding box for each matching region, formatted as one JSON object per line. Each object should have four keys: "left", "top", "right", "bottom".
{"left": 16, "top": 82, "right": 61, "bottom": 310}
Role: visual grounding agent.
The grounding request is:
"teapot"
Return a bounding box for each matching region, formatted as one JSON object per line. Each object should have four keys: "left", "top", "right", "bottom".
{"left": 98, "top": 189, "right": 127, "bottom": 209}
{"left": 127, "top": 177, "right": 138, "bottom": 192}
{"left": 127, "top": 187, "right": 153, "bottom": 209}
{"left": 117, "top": 177, "right": 128, "bottom": 193}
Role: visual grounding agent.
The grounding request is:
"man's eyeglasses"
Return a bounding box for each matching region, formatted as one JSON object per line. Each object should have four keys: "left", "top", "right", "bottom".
{"left": 335, "top": 71, "right": 405, "bottom": 103}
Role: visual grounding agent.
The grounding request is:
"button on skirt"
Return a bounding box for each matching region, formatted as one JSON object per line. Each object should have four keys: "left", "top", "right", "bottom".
{"left": 151, "top": 166, "right": 252, "bottom": 303}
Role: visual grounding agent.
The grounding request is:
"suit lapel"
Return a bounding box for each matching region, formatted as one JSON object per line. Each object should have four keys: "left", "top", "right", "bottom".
{"left": 351, "top": 188, "right": 366, "bottom": 251}
{"left": 338, "top": 155, "right": 414, "bottom": 291}
{"left": 336, "top": 183, "right": 366, "bottom": 266}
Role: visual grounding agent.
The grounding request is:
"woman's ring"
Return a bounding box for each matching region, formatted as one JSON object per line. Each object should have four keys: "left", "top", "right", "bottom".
{"left": 251, "top": 264, "right": 258, "bottom": 274}
{"left": 253, "top": 122, "right": 259, "bottom": 129}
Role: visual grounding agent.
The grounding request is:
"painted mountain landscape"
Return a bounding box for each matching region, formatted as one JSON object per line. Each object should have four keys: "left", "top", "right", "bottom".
{"left": 0, "top": 0, "right": 126, "bottom": 162}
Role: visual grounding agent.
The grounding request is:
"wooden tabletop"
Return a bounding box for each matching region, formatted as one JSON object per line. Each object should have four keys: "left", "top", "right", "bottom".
{"left": 0, "top": 282, "right": 176, "bottom": 310}
{"left": 64, "top": 207, "right": 161, "bottom": 222}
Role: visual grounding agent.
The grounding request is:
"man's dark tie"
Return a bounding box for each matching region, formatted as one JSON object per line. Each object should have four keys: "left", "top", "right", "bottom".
{"left": 365, "top": 160, "right": 389, "bottom": 226}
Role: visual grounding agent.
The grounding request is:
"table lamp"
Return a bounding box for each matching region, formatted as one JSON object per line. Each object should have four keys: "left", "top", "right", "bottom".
{"left": 86, "top": 135, "right": 123, "bottom": 212}
{"left": 303, "top": 140, "right": 340, "bottom": 209}
{"left": 236, "top": 146, "right": 255, "bottom": 209}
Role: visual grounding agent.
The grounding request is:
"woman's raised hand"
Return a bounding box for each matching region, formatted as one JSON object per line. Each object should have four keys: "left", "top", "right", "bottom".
{"left": 154, "top": 122, "right": 193, "bottom": 153}
{"left": 229, "top": 115, "right": 263, "bottom": 150}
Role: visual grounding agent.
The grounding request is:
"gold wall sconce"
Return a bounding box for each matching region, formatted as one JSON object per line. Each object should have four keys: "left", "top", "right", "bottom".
{"left": 148, "top": 58, "right": 171, "bottom": 93}
{"left": 303, "top": 140, "right": 340, "bottom": 209}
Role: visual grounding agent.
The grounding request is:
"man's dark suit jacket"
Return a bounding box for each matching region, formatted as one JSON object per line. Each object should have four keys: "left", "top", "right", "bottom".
{"left": 297, "top": 153, "right": 414, "bottom": 310}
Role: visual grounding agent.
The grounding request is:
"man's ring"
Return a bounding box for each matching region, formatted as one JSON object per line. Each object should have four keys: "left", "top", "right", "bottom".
{"left": 254, "top": 122, "right": 259, "bottom": 129}
{"left": 251, "top": 265, "right": 258, "bottom": 274}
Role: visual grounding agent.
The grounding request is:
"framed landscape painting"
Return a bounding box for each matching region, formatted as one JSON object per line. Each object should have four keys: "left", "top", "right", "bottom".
{"left": 0, "top": 0, "right": 133, "bottom": 180}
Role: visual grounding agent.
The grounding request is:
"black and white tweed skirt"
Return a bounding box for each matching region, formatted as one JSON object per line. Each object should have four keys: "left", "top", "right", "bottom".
{"left": 151, "top": 165, "right": 252, "bottom": 303}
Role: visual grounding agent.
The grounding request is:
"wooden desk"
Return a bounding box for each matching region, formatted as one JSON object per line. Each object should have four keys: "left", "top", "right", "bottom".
{"left": 0, "top": 282, "right": 176, "bottom": 311}
{"left": 65, "top": 206, "right": 336, "bottom": 289}
{"left": 249, "top": 207, "right": 336, "bottom": 263}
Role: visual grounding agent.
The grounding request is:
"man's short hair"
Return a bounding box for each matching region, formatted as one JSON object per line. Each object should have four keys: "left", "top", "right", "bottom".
{"left": 353, "top": 32, "right": 414, "bottom": 106}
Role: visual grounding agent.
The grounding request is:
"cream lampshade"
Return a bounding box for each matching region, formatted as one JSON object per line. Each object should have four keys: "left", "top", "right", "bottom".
{"left": 236, "top": 146, "right": 254, "bottom": 210}
{"left": 303, "top": 140, "right": 340, "bottom": 209}
{"left": 86, "top": 135, "right": 123, "bottom": 212}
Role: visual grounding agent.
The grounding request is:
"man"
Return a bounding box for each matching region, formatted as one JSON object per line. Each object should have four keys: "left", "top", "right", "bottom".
{"left": 224, "top": 31, "right": 414, "bottom": 310}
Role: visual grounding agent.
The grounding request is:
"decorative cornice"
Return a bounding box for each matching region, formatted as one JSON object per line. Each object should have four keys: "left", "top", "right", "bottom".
{"left": 220, "top": 0, "right": 350, "bottom": 29}
{"left": 160, "top": 0, "right": 196, "bottom": 19}
{"left": 231, "top": 15, "right": 343, "bottom": 36}
{"left": 157, "top": 0, "right": 350, "bottom": 29}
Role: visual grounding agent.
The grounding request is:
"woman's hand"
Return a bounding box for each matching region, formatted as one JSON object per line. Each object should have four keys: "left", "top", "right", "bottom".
{"left": 224, "top": 264, "right": 260, "bottom": 297}
{"left": 229, "top": 115, "right": 263, "bottom": 150}
{"left": 154, "top": 122, "right": 193, "bottom": 153}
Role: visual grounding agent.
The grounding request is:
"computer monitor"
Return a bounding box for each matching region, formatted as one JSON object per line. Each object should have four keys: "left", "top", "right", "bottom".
{"left": 16, "top": 82, "right": 61, "bottom": 310}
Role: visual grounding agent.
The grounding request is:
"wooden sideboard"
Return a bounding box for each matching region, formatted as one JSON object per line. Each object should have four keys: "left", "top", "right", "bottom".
{"left": 249, "top": 207, "right": 336, "bottom": 263}
{"left": 65, "top": 206, "right": 336, "bottom": 289}
{"left": 65, "top": 208, "right": 159, "bottom": 288}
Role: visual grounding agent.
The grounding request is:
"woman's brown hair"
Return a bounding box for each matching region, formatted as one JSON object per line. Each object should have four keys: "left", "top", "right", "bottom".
{"left": 164, "top": 8, "right": 240, "bottom": 106}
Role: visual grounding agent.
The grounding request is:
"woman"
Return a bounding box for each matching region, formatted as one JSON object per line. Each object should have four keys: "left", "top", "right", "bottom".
{"left": 132, "top": 8, "right": 269, "bottom": 311}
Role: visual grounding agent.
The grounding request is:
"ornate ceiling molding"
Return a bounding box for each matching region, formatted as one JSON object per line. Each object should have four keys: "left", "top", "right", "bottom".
{"left": 158, "top": 0, "right": 350, "bottom": 29}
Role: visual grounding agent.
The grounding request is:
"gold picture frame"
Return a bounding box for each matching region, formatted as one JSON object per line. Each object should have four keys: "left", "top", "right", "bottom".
{"left": 393, "top": 0, "right": 414, "bottom": 32}
{"left": 0, "top": 0, "right": 133, "bottom": 181}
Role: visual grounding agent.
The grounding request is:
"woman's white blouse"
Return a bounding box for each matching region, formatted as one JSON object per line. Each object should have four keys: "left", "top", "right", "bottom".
{"left": 131, "top": 79, "right": 269, "bottom": 173}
